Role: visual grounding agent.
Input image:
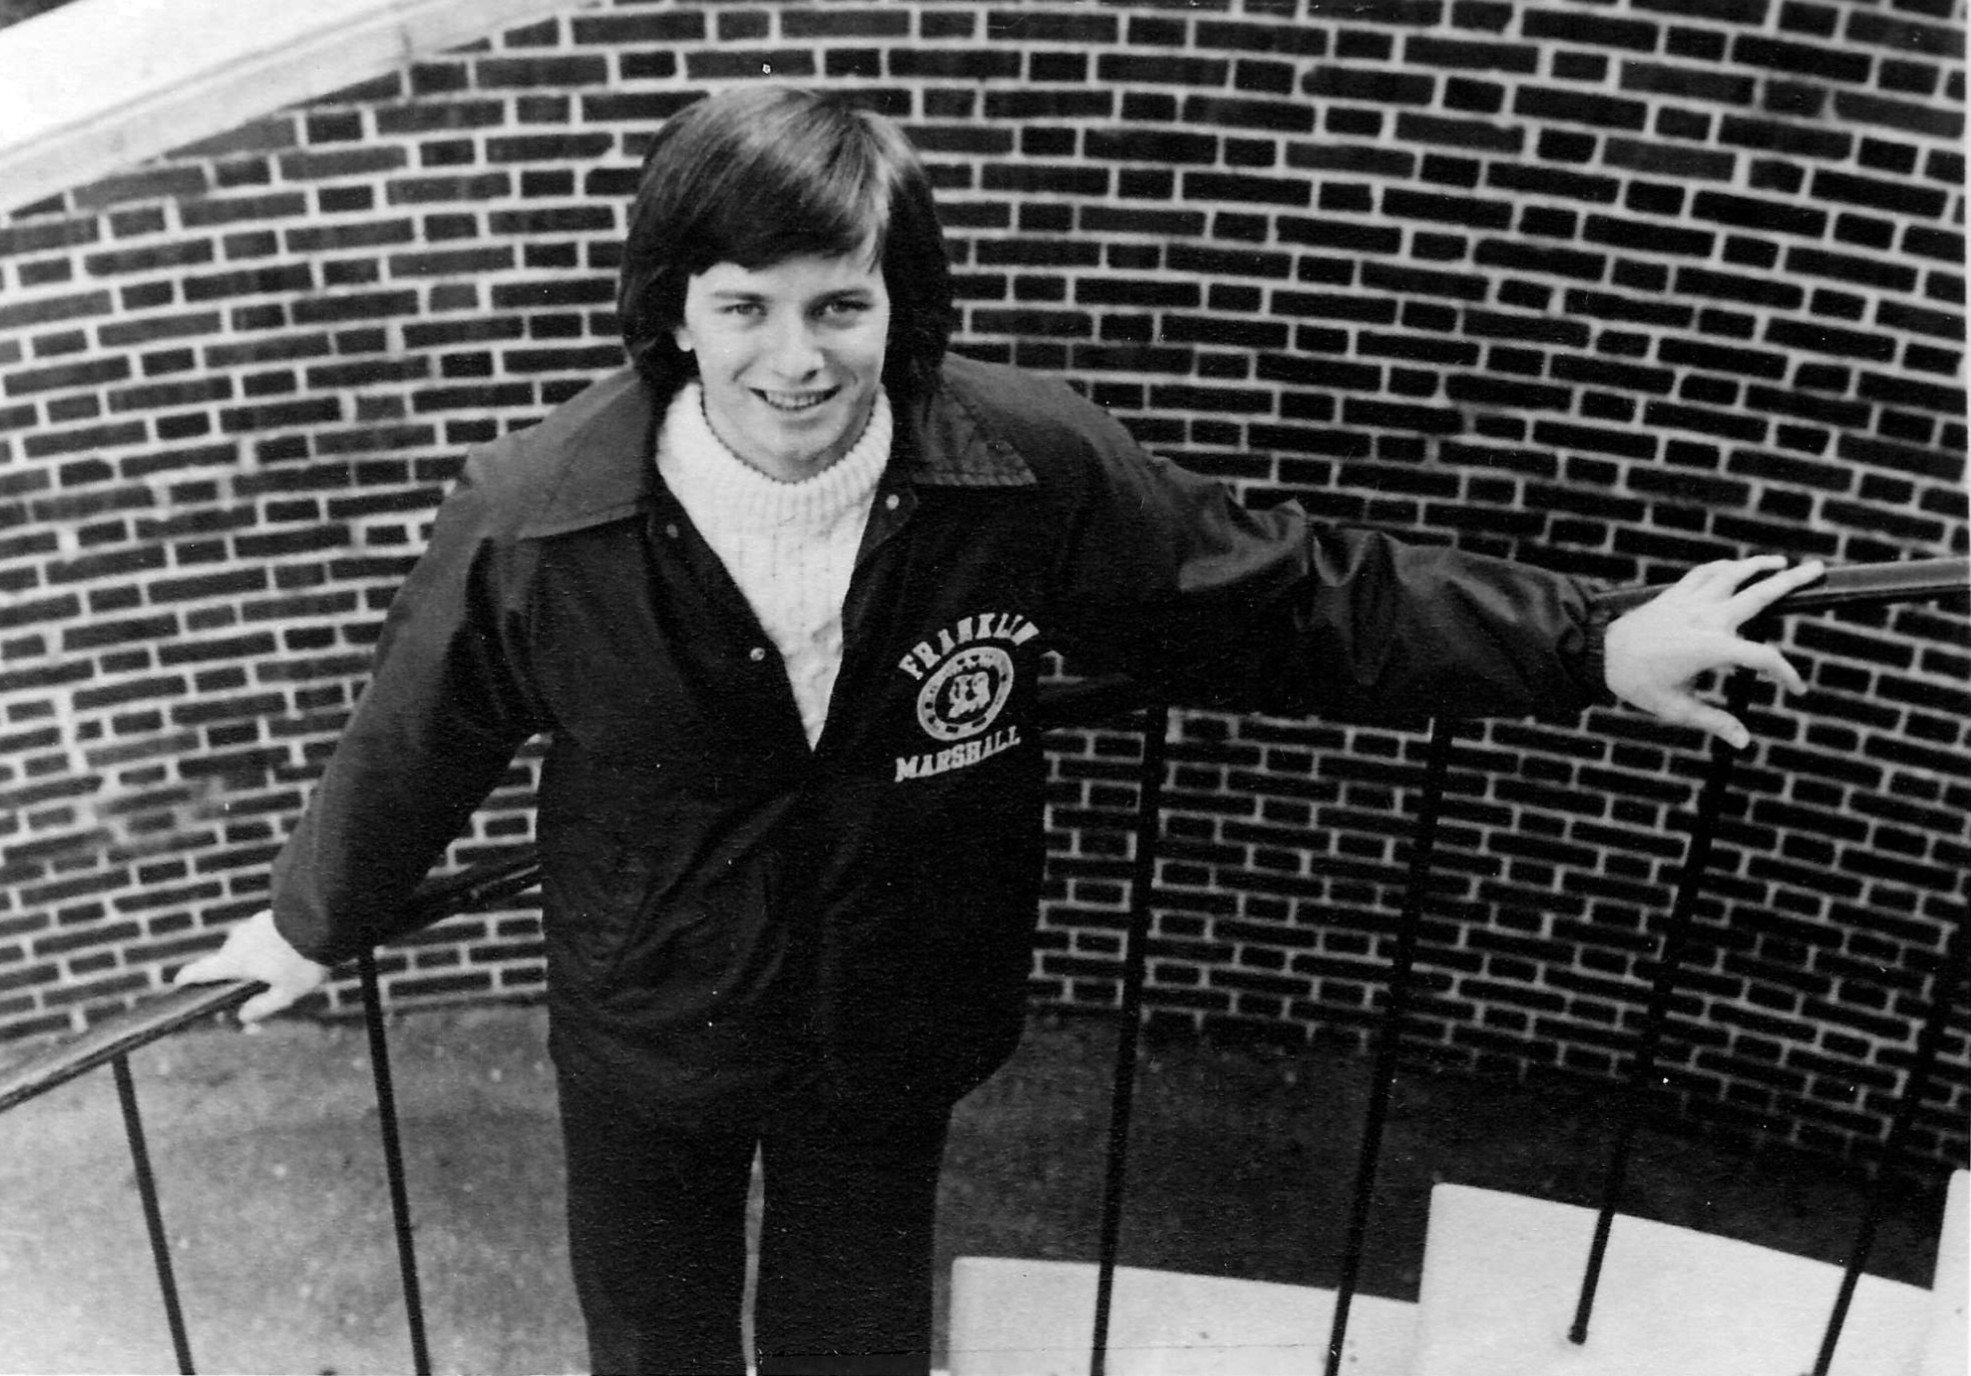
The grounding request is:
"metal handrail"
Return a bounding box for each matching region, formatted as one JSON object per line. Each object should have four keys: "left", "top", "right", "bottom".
{"left": 0, "top": 552, "right": 1963, "bottom": 1372}
{"left": 0, "top": 981, "right": 255, "bottom": 1116}
{"left": 1595, "top": 553, "right": 1966, "bottom": 615}
{"left": 1324, "top": 719, "right": 1460, "bottom": 1376}
{"left": 0, "top": 849, "right": 548, "bottom": 1376}
{"left": 3, "top": 556, "right": 1961, "bottom": 1108}
{"left": 1812, "top": 877, "right": 1968, "bottom": 1376}
{"left": 0, "top": 851, "right": 546, "bottom": 1114}
{"left": 112, "top": 1055, "right": 192, "bottom": 1372}
{"left": 1088, "top": 703, "right": 1170, "bottom": 1376}
{"left": 1570, "top": 668, "right": 1754, "bottom": 1344}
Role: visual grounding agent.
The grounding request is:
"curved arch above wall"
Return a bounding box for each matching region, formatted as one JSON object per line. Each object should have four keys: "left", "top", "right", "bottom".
{"left": 0, "top": 0, "right": 583, "bottom": 215}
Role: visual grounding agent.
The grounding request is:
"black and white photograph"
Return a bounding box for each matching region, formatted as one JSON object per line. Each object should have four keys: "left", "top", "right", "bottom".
{"left": 0, "top": 1, "right": 1964, "bottom": 1372}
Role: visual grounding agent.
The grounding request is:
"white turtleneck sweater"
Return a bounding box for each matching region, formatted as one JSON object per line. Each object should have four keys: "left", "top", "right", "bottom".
{"left": 656, "top": 383, "right": 892, "bottom": 747}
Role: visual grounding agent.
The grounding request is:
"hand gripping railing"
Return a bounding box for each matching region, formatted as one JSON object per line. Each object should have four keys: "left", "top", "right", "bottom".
{"left": 1560, "top": 559, "right": 1968, "bottom": 1374}
{"left": 0, "top": 851, "right": 542, "bottom": 1376}
{"left": 1055, "top": 556, "right": 1968, "bottom": 1376}
{"left": 1314, "top": 556, "right": 1966, "bottom": 1375}
{"left": 0, "top": 556, "right": 1963, "bottom": 1374}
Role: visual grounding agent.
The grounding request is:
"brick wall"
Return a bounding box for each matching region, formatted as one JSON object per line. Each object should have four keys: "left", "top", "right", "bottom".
{"left": 1, "top": 0, "right": 1965, "bottom": 1172}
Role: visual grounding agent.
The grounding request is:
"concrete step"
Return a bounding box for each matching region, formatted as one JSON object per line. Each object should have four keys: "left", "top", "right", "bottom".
{"left": 947, "top": 1256, "right": 1417, "bottom": 1375}
{"left": 1914, "top": 1169, "right": 1966, "bottom": 1376}
{"left": 1408, "top": 1183, "right": 1933, "bottom": 1376}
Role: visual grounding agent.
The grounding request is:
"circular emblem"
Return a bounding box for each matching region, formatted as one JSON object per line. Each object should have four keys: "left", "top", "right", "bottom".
{"left": 916, "top": 645, "right": 1014, "bottom": 742}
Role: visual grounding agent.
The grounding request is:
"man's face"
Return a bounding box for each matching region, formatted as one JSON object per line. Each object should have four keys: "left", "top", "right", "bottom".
{"left": 673, "top": 250, "right": 891, "bottom": 483}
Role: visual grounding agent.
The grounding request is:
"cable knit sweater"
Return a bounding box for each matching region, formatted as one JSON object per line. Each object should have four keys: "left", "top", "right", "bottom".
{"left": 655, "top": 383, "right": 891, "bottom": 747}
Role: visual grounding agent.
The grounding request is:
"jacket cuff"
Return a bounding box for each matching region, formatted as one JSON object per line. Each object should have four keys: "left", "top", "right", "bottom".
{"left": 1582, "top": 594, "right": 1618, "bottom": 708}
{"left": 270, "top": 898, "right": 348, "bottom": 970}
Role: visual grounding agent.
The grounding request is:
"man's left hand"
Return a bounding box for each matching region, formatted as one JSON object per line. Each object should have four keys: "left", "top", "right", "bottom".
{"left": 1603, "top": 555, "right": 1826, "bottom": 750}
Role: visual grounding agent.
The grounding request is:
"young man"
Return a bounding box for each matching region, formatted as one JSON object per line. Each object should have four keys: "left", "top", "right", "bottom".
{"left": 177, "top": 86, "right": 1821, "bottom": 1375}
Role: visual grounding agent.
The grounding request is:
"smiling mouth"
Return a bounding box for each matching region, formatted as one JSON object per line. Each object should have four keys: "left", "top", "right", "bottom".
{"left": 754, "top": 387, "right": 839, "bottom": 414}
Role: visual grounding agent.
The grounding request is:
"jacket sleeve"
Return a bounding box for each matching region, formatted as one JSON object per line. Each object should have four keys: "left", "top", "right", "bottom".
{"left": 1040, "top": 386, "right": 1610, "bottom": 724}
{"left": 269, "top": 458, "right": 543, "bottom": 965}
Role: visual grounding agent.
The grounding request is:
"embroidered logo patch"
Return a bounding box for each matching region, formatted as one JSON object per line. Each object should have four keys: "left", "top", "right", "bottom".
{"left": 893, "top": 612, "right": 1038, "bottom": 782}
{"left": 917, "top": 645, "right": 1014, "bottom": 742}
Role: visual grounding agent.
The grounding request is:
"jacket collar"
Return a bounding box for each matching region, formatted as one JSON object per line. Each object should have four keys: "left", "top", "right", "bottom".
{"left": 518, "top": 362, "right": 1035, "bottom": 539}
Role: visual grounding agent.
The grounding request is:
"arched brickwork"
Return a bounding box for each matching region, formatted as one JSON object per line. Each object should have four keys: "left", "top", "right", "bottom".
{"left": 1, "top": 0, "right": 1965, "bottom": 1171}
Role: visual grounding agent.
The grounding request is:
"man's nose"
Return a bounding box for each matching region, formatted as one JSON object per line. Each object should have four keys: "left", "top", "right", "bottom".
{"left": 764, "top": 315, "right": 824, "bottom": 377}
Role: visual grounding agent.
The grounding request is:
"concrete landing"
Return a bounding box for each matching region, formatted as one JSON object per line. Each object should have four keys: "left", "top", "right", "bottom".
{"left": 947, "top": 1256, "right": 1417, "bottom": 1375}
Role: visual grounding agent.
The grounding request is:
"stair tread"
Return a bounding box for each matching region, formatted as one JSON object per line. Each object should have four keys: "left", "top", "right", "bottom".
{"left": 1409, "top": 1183, "right": 1931, "bottom": 1376}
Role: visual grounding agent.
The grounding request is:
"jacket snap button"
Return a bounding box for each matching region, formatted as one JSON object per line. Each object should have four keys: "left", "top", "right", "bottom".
{"left": 885, "top": 493, "right": 900, "bottom": 510}
{"left": 664, "top": 522, "right": 680, "bottom": 539}
{"left": 749, "top": 647, "right": 766, "bottom": 662}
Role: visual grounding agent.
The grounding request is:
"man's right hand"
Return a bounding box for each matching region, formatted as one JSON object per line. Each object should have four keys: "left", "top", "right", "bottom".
{"left": 173, "top": 909, "right": 331, "bottom": 1023}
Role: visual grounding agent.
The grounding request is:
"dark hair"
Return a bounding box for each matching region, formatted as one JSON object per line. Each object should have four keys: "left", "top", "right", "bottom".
{"left": 618, "top": 86, "right": 955, "bottom": 407}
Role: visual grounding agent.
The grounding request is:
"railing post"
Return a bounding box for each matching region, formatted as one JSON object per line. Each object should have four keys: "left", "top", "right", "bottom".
{"left": 113, "top": 1052, "right": 195, "bottom": 1375}
{"left": 1811, "top": 874, "right": 1968, "bottom": 1376}
{"left": 1090, "top": 703, "right": 1171, "bottom": 1376}
{"left": 359, "top": 953, "right": 432, "bottom": 1376}
{"left": 1325, "top": 717, "right": 1458, "bottom": 1376}
{"left": 1570, "top": 669, "right": 1752, "bottom": 1345}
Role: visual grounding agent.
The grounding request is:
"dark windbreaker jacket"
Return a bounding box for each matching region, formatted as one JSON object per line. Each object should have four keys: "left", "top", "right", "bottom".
{"left": 270, "top": 354, "right": 1608, "bottom": 1113}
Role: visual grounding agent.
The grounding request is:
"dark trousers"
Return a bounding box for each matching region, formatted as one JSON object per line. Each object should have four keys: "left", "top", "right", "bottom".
{"left": 558, "top": 1068, "right": 950, "bottom": 1376}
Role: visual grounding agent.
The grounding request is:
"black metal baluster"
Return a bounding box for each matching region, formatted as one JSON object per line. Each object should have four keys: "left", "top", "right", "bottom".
{"left": 1570, "top": 670, "right": 1752, "bottom": 1345}
{"left": 1325, "top": 718, "right": 1457, "bottom": 1376}
{"left": 113, "top": 1053, "right": 194, "bottom": 1375}
{"left": 1811, "top": 877, "right": 1968, "bottom": 1376}
{"left": 1090, "top": 704, "right": 1171, "bottom": 1376}
{"left": 359, "top": 953, "right": 431, "bottom": 1376}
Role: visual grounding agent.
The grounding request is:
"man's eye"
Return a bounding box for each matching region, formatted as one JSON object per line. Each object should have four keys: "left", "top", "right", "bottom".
{"left": 820, "top": 299, "right": 869, "bottom": 319}
{"left": 721, "top": 302, "right": 764, "bottom": 317}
